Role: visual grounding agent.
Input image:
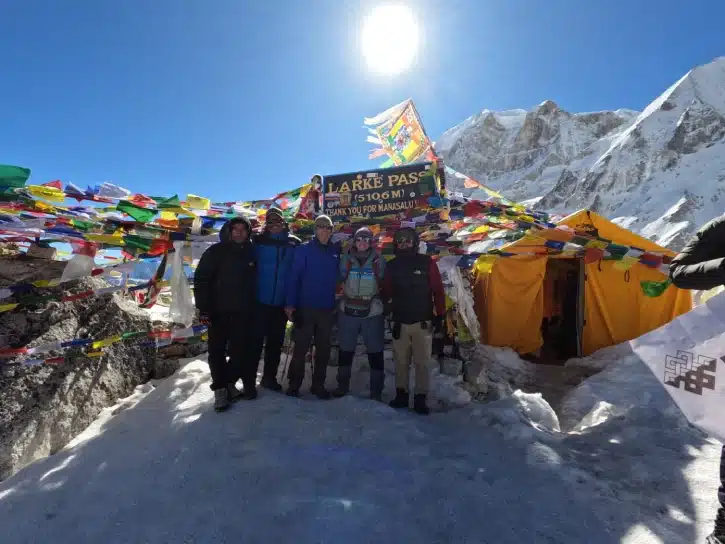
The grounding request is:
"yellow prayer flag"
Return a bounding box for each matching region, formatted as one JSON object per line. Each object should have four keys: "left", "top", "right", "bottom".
{"left": 160, "top": 211, "right": 178, "bottom": 221}
{"left": 585, "top": 239, "right": 609, "bottom": 250}
{"left": 186, "top": 194, "right": 211, "bottom": 210}
{"left": 86, "top": 350, "right": 104, "bottom": 358}
{"left": 91, "top": 335, "right": 122, "bottom": 350}
{"left": 86, "top": 233, "right": 125, "bottom": 246}
{"left": 34, "top": 201, "right": 57, "bottom": 213}
{"left": 27, "top": 185, "right": 66, "bottom": 203}
{"left": 0, "top": 303, "right": 19, "bottom": 313}
{"left": 614, "top": 256, "right": 638, "bottom": 271}
{"left": 299, "top": 183, "right": 313, "bottom": 197}
{"left": 473, "top": 225, "right": 490, "bottom": 234}
{"left": 475, "top": 255, "right": 499, "bottom": 275}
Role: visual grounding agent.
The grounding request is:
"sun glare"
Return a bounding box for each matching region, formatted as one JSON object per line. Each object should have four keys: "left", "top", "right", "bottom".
{"left": 361, "top": 5, "right": 419, "bottom": 76}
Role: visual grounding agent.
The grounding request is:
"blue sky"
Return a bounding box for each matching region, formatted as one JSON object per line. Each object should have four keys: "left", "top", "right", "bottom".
{"left": 1, "top": 0, "right": 723, "bottom": 203}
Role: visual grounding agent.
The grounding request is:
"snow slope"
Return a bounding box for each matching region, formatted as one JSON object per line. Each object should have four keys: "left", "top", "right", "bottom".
{"left": 438, "top": 57, "right": 725, "bottom": 249}
{"left": 0, "top": 350, "right": 722, "bottom": 543}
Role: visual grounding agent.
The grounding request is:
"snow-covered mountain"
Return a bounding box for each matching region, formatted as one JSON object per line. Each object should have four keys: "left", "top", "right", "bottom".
{"left": 437, "top": 57, "right": 725, "bottom": 249}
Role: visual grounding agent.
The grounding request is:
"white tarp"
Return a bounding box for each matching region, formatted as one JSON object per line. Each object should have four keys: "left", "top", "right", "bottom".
{"left": 631, "top": 291, "right": 725, "bottom": 442}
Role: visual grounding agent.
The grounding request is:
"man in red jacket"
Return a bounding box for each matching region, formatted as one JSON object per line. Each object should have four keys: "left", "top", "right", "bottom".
{"left": 381, "top": 227, "right": 446, "bottom": 415}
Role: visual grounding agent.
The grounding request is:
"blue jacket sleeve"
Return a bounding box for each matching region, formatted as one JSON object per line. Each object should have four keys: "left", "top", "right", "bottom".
{"left": 285, "top": 245, "right": 304, "bottom": 308}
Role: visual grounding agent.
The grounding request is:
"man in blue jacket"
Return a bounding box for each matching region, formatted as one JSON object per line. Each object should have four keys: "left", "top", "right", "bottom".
{"left": 249, "top": 207, "right": 300, "bottom": 392}
{"left": 284, "top": 214, "right": 340, "bottom": 399}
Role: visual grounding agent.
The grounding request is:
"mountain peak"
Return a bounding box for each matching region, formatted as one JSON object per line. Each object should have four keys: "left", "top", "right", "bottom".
{"left": 438, "top": 59, "right": 725, "bottom": 250}
{"left": 537, "top": 100, "right": 560, "bottom": 115}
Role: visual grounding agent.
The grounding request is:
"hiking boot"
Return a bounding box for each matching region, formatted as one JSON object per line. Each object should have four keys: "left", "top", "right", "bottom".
{"left": 333, "top": 364, "right": 353, "bottom": 398}
{"left": 227, "top": 384, "right": 243, "bottom": 402}
{"left": 286, "top": 388, "right": 300, "bottom": 398}
{"left": 311, "top": 387, "right": 332, "bottom": 400}
{"left": 413, "top": 394, "right": 430, "bottom": 415}
{"left": 214, "top": 389, "right": 229, "bottom": 412}
{"left": 241, "top": 387, "right": 258, "bottom": 400}
{"left": 261, "top": 377, "right": 283, "bottom": 392}
{"left": 389, "top": 388, "right": 409, "bottom": 409}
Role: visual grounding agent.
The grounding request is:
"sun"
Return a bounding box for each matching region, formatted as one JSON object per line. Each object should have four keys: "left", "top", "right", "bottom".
{"left": 361, "top": 5, "right": 419, "bottom": 76}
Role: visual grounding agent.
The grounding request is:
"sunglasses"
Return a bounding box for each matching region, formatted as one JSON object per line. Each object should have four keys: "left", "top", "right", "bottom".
{"left": 315, "top": 224, "right": 333, "bottom": 230}
{"left": 355, "top": 236, "right": 372, "bottom": 243}
{"left": 396, "top": 237, "right": 414, "bottom": 244}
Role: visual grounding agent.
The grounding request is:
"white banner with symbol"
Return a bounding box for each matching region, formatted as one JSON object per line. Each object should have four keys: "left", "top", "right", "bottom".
{"left": 631, "top": 291, "right": 725, "bottom": 442}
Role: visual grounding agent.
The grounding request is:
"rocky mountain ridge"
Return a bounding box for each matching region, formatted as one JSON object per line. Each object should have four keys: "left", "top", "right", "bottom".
{"left": 437, "top": 57, "right": 725, "bottom": 249}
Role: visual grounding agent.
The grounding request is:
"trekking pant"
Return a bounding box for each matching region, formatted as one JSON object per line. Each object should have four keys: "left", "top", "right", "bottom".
{"left": 337, "top": 312, "right": 385, "bottom": 353}
{"left": 392, "top": 321, "right": 432, "bottom": 394}
{"left": 248, "top": 304, "right": 289, "bottom": 382}
{"left": 288, "top": 308, "right": 334, "bottom": 391}
{"left": 207, "top": 312, "right": 254, "bottom": 391}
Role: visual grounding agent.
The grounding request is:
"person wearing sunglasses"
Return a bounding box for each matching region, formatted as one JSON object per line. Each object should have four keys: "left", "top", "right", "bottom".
{"left": 284, "top": 215, "right": 340, "bottom": 399}
{"left": 334, "top": 227, "right": 386, "bottom": 400}
{"left": 248, "top": 207, "right": 301, "bottom": 392}
{"left": 380, "top": 227, "right": 446, "bottom": 414}
{"left": 193, "top": 217, "right": 258, "bottom": 412}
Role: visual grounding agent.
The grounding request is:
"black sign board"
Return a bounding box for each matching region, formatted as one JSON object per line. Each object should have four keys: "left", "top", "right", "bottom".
{"left": 322, "top": 162, "right": 438, "bottom": 218}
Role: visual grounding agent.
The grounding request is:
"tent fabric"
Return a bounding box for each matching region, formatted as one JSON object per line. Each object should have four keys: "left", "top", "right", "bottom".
{"left": 472, "top": 209, "right": 693, "bottom": 357}
{"left": 582, "top": 260, "right": 692, "bottom": 355}
{"left": 474, "top": 255, "right": 547, "bottom": 355}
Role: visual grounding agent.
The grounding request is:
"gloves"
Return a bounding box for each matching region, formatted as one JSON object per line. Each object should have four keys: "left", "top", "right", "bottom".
{"left": 391, "top": 321, "right": 401, "bottom": 340}
{"left": 432, "top": 315, "right": 444, "bottom": 336}
{"left": 199, "top": 312, "right": 211, "bottom": 326}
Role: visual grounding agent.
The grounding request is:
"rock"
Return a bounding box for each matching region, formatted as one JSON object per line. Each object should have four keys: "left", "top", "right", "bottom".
{"left": 0, "top": 264, "right": 156, "bottom": 481}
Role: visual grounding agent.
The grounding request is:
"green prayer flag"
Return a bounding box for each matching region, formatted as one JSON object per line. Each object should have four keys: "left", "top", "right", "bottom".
{"left": 0, "top": 165, "right": 31, "bottom": 189}
{"left": 157, "top": 195, "right": 181, "bottom": 209}
{"left": 123, "top": 235, "right": 152, "bottom": 252}
{"left": 117, "top": 200, "right": 157, "bottom": 223}
{"left": 641, "top": 279, "right": 672, "bottom": 297}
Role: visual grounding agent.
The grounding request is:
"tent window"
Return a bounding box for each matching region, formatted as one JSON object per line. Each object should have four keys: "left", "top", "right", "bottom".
{"left": 540, "top": 258, "right": 582, "bottom": 362}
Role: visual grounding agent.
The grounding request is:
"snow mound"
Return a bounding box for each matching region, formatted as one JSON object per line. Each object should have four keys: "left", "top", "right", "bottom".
{"left": 559, "top": 349, "right": 693, "bottom": 433}
{"left": 429, "top": 366, "right": 471, "bottom": 409}
{"left": 475, "top": 390, "right": 560, "bottom": 441}
{"left": 462, "top": 344, "right": 537, "bottom": 399}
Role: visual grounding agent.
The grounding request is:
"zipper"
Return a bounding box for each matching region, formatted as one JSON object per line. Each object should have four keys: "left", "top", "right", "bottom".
{"left": 270, "top": 244, "right": 281, "bottom": 304}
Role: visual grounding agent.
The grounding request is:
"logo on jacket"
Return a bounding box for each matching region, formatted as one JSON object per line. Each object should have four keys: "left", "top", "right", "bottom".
{"left": 663, "top": 350, "right": 717, "bottom": 395}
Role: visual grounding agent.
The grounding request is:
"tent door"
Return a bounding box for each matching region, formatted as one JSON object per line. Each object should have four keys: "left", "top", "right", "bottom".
{"left": 574, "top": 259, "right": 585, "bottom": 358}
{"left": 540, "top": 258, "right": 583, "bottom": 362}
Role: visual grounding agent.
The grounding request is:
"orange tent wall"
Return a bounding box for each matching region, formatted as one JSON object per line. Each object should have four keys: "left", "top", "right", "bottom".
{"left": 582, "top": 259, "right": 692, "bottom": 355}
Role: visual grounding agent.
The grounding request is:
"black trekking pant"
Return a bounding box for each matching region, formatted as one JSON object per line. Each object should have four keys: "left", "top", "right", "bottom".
{"left": 207, "top": 312, "right": 255, "bottom": 391}
{"left": 287, "top": 308, "right": 334, "bottom": 391}
{"left": 248, "top": 304, "right": 289, "bottom": 382}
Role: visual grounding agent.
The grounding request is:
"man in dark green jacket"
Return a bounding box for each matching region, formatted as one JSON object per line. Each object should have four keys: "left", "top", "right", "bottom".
{"left": 669, "top": 214, "right": 725, "bottom": 544}
{"left": 194, "top": 217, "right": 258, "bottom": 412}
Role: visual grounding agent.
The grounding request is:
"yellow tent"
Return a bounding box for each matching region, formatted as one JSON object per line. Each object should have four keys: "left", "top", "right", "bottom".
{"left": 471, "top": 209, "right": 692, "bottom": 357}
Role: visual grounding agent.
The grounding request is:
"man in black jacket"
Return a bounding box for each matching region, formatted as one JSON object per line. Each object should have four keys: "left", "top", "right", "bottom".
{"left": 669, "top": 215, "right": 725, "bottom": 544}
{"left": 194, "top": 217, "right": 258, "bottom": 412}
{"left": 380, "top": 227, "right": 446, "bottom": 415}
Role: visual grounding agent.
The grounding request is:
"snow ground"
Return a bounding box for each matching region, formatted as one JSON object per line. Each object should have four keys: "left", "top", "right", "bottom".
{"left": 0, "top": 345, "right": 722, "bottom": 543}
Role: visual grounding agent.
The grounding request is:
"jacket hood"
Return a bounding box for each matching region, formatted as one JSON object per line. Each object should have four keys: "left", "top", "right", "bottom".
{"left": 219, "top": 217, "right": 252, "bottom": 243}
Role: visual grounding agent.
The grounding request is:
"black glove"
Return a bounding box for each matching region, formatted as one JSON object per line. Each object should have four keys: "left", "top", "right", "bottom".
{"left": 199, "top": 312, "right": 211, "bottom": 326}
{"left": 391, "top": 321, "right": 401, "bottom": 340}
{"left": 432, "top": 315, "right": 444, "bottom": 336}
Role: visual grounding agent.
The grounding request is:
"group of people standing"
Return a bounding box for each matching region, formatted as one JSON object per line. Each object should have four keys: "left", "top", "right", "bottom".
{"left": 193, "top": 209, "right": 446, "bottom": 415}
